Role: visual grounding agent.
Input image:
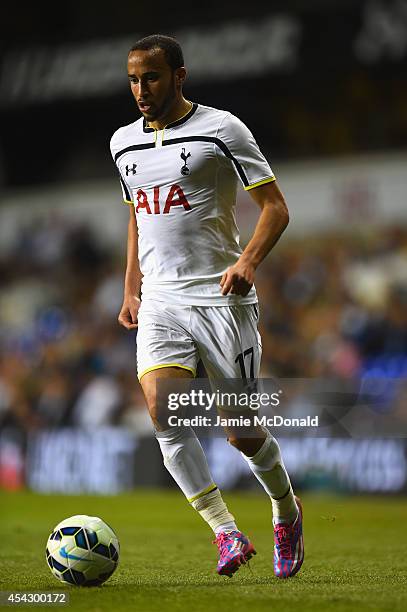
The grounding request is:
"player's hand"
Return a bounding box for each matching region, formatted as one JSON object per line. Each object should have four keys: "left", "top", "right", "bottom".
{"left": 118, "top": 295, "right": 141, "bottom": 330}
{"left": 220, "top": 260, "right": 255, "bottom": 296}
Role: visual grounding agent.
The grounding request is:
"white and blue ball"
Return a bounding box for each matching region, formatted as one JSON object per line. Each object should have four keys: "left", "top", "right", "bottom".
{"left": 46, "top": 515, "right": 119, "bottom": 587}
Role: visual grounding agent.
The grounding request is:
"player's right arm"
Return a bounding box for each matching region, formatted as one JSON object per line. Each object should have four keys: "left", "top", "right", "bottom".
{"left": 118, "top": 204, "right": 142, "bottom": 330}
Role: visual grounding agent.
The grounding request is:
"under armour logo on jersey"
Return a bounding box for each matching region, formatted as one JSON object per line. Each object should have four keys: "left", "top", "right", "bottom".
{"left": 180, "top": 148, "right": 191, "bottom": 176}
{"left": 125, "top": 163, "right": 137, "bottom": 176}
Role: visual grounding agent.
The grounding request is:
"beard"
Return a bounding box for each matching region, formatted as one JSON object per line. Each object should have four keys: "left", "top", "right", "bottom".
{"left": 142, "top": 79, "right": 177, "bottom": 122}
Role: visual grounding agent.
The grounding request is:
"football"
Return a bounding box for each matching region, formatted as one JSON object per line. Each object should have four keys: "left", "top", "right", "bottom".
{"left": 46, "top": 515, "right": 120, "bottom": 587}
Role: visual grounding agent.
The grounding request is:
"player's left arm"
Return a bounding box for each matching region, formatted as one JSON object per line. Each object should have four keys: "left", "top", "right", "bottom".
{"left": 220, "top": 180, "right": 289, "bottom": 296}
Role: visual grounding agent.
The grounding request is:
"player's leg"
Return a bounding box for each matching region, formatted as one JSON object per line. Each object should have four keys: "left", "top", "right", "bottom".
{"left": 235, "top": 424, "right": 304, "bottom": 578}
{"left": 195, "top": 303, "right": 297, "bottom": 520}
{"left": 137, "top": 300, "right": 248, "bottom": 575}
{"left": 195, "top": 304, "right": 303, "bottom": 577}
{"left": 140, "top": 366, "right": 219, "bottom": 498}
{"left": 140, "top": 367, "right": 254, "bottom": 576}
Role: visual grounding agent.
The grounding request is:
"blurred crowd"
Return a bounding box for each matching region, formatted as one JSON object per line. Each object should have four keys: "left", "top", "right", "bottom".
{"left": 0, "top": 214, "right": 406, "bottom": 443}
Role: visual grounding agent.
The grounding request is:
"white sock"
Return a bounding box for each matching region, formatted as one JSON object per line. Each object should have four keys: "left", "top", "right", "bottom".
{"left": 242, "top": 429, "right": 298, "bottom": 524}
{"left": 192, "top": 489, "right": 237, "bottom": 535}
{"left": 155, "top": 426, "right": 216, "bottom": 501}
{"left": 156, "top": 426, "right": 237, "bottom": 534}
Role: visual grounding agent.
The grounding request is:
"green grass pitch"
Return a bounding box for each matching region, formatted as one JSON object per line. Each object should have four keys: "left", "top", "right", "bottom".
{"left": 1, "top": 490, "right": 406, "bottom": 611}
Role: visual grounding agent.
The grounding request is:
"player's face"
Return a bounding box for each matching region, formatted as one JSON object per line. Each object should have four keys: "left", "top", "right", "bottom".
{"left": 128, "top": 49, "right": 180, "bottom": 122}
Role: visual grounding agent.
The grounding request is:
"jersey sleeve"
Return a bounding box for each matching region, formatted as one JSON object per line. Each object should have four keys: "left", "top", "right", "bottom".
{"left": 216, "top": 113, "right": 275, "bottom": 191}
{"left": 110, "top": 134, "right": 134, "bottom": 205}
{"left": 117, "top": 171, "right": 134, "bottom": 205}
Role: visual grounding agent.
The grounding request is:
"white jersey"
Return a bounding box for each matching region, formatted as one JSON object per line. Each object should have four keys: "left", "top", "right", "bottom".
{"left": 110, "top": 103, "right": 275, "bottom": 306}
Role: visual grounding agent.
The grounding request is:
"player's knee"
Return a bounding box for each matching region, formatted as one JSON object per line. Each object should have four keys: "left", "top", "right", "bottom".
{"left": 227, "top": 434, "right": 241, "bottom": 450}
{"left": 228, "top": 436, "right": 258, "bottom": 455}
{"left": 227, "top": 432, "right": 269, "bottom": 457}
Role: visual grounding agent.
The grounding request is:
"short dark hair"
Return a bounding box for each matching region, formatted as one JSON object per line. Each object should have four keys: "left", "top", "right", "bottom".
{"left": 128, "top": 35, "right": 184, "bottom": 70}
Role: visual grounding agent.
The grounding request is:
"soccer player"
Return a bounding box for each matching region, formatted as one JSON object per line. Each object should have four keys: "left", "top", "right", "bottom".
{"left": 110, "top": 34, "right": 304, "bottom": 578}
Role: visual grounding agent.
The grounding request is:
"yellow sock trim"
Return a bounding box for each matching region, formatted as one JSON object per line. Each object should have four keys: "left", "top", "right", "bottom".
{"left": 187, "top": 483, "right": 218, "bottom": 503}
{"left": 138, "top": 363, "right": 196, "bottom": 381}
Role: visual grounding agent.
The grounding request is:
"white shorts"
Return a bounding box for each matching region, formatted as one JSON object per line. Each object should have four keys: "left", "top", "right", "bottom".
{"left": 136, "top": 299, "right": 262, "bottom": 381}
